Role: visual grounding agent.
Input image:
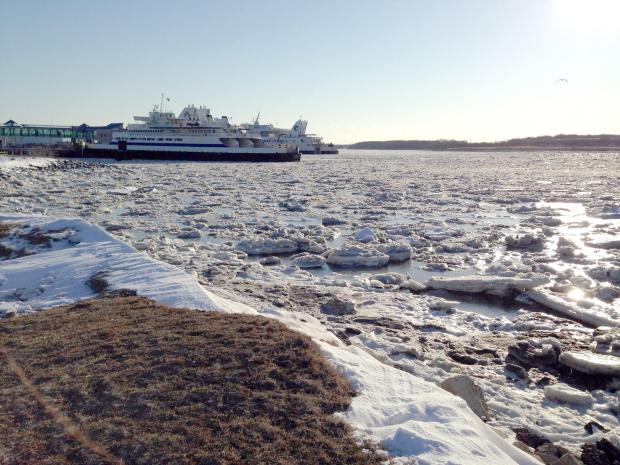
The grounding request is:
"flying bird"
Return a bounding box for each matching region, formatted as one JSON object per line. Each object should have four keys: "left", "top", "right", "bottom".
{"left": 555, "top": 78, "right": 568, "bottom": 83}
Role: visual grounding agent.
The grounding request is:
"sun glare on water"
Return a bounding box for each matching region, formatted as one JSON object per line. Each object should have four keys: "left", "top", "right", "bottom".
{"left": 566, "top": 288, "right": 585, "bottom": 301}
{"left": 552, "top": 0, "right": 620, "bottom": 33}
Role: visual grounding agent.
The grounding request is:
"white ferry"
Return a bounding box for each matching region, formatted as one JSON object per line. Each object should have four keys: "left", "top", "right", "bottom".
{"left": 70, "top": 105, "right": 300, "bottom": 162}
{"left": 243, "top": 117, "right": 338, "bottom": 155}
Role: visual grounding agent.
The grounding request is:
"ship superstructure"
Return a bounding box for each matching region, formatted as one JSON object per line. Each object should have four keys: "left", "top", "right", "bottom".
{"left": 243, "top": 116, "right": 338, "bottom": 155}
{"left": 76, "top": 105, "right": 300, "bottom": 162}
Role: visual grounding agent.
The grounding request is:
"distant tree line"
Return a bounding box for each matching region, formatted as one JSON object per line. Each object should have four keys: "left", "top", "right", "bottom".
{"left": 347, "top": 134, "right": 620, "bottom": 150}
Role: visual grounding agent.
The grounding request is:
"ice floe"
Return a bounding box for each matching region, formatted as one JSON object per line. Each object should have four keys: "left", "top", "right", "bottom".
{"left": 559, "top": 351, "right": 620, "bottom": 376}
{"left": 427, "top": 275, "right": 549, "bottom": 297}
{"left": 527, "top": 289, "right": 619, "bottom": 328}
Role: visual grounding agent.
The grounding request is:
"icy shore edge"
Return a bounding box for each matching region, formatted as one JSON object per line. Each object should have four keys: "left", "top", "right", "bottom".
{"left": 0, "top": 214, "right": 541, "bottom": 465}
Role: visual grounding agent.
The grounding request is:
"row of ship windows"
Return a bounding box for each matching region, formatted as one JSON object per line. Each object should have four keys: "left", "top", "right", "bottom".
{"left": 117, "top": 137, "right": 183, "bottom": 141}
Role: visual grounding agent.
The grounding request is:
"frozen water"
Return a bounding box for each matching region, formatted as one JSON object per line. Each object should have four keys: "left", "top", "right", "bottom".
{"left": 1, "top": 150, "right": 619, "bottom": 454}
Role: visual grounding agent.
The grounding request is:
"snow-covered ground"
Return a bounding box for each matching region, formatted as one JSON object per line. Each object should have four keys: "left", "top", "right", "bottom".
{"left": 1, "top": 151, "right": 619, "bottom": 461}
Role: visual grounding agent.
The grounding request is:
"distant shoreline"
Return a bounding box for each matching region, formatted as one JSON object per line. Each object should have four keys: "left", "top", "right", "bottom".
{"left": 344, "top": 134, "right": 620, "bottom": 152}
{"left": 342, "top": 146, "right": 620, "bottom": 152}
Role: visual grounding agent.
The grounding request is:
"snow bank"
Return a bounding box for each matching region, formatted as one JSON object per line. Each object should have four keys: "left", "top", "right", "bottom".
{"left": 0, "top": 214, "right": 542, "bottom": 465}
{"left": 261, "top": 308, "right": 540, "bottom": 465}
{"left": 527, "top": 289, "right": 619, "bottom": 328}
{"left": 0, "top": 215, "right": 255, "bottom": 316}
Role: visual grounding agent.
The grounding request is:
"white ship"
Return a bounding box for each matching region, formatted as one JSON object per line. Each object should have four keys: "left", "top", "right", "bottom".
{"left": 243, "top": 116, "right": 338, "bottom": 155}
{"left": 70, "top": 105, "right": 300, "bottom": 162}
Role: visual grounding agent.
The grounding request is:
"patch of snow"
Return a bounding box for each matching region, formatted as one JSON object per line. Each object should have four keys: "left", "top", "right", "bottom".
{"left": 0, "top": 215, "right": 255, "bottom": 316}
{"left": 262, "top": 306, "right": 541, "bottom": 465}
{"left": 544, "top": 384, "right": 593, "bottom": 406}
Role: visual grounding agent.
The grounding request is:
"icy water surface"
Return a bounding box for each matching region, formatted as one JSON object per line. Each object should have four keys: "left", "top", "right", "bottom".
{"left": 1, "top": 150, "right": 619, "bottom": 451}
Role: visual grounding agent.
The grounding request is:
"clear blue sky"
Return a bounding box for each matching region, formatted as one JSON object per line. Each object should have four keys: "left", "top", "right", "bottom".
{"left": 1, "top": 0, "right": 619, "bottom": 143}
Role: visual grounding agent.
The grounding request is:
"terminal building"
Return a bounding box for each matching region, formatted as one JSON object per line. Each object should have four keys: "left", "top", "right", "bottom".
{"left": 0, "top": 120, "right": 123, "bottom": 148}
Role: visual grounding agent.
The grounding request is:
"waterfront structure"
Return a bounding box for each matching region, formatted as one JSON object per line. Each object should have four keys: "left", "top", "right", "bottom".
{"left": 0, "top": 120, "right": 122, "bottom": 148}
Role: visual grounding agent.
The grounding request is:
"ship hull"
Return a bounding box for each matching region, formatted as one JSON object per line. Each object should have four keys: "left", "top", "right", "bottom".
{"left": 300, "top": 149, "right": 339, "bottom": 155}
{"left": 58, "top": 146, "right": 301, "bottom": 162}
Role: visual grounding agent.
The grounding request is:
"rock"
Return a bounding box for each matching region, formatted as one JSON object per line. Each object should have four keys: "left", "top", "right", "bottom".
{"left": 320, "top": 297, "right": 357, "bottom": 316}
{"left": 372, "top": 272, "right": 405, "bottom": 286}
{"left": 584, "top": 421, "right": 609, "bottom": 435}
{"left": 291, "top": 253, "right": 326, "bottom": 269}
{"left": 513, "top": 440, "right": 535, "bottom": 455}
{"left": 321, "top": 216, "right": 346, "bottom": 226}
{"left": 326, "top": 245, "right": 390, "bottom": 268}
{"left": 505, "top": 363, "right": 529, "bottom": 380}
{"left": 536, "top": 443, "right": 572, "bottom": 464}
{"left": 513, "top": 427, "right": 551, "bottom": 449}
{"left": 440, "top": 375, "right": 489, "bottom": 420}
{"left": 544, "top": 384, "right": 593, "bottom": 406}
{"left": 448, "top": 351, "right": 478, "bottom": 365}
{"left": 508, "top": 340, "right": 559, "bottom": 369}
{"left": 259, "top": 256, "right": 282, "bottom": 266}
{"left": 581, "top": 442, "right": 613, "bottom": 465}
{"left": 559, "top": 351, "right": 620, "bottom": 376}
{"left": 400, "top": 279, "right": 426, "bottom": 291}
{"left": 584, "top": 439, "right": 620, "bottom": 464}
{"left": 551, "top": 454, "right": 583, "bottom": 465}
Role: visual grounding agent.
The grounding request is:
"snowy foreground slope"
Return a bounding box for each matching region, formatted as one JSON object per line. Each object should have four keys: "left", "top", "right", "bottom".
{"left": 0, "top": 215, "right": 542, "bottom": 465}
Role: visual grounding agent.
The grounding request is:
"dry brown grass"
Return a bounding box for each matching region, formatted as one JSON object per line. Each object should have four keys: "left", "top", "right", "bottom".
{"left": 0, "top": 296, "right": 385, "bottom": 465}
